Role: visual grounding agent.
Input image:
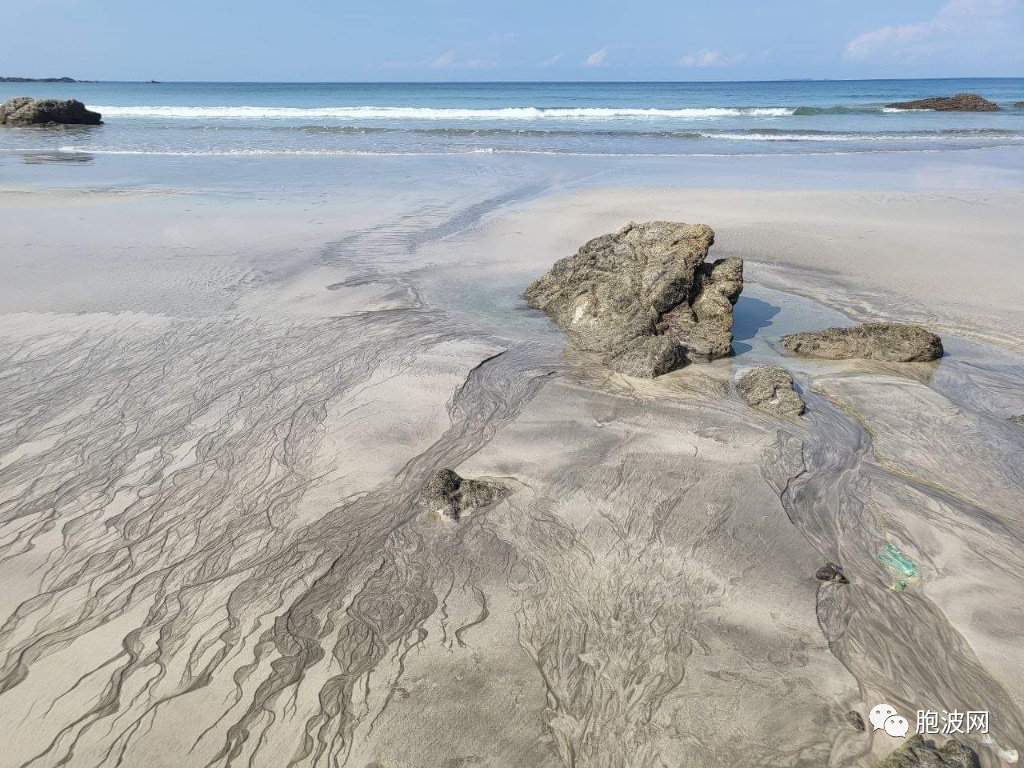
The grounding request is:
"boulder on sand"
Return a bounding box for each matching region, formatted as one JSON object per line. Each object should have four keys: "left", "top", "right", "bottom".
{"left": 736, "top": 366, "right": 805, "bottom": 417}
{"left": 815, "top": 562, "right": 849, "bottom": 585}
{"left": 0, "top": 97, "right": 102, "bottom": 126}
{"left": 781, "top": 323, "right": 943, "bottom": 363}
{"left": 524, "top": 221, "right": 743, "bottom": 377}
{"left": 420, "top": 468, "right": 505, "bottom": 521}
{"left": 877, "top": 735, "right": 978, "bottom": 768}
{"left": 886, "top": 93, "right": 1000, "bottom": 112}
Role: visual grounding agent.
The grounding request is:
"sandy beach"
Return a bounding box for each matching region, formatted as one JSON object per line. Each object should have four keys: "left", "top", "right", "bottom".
{"left": 0, "top": 164, "right": 1022, "bottom": 768}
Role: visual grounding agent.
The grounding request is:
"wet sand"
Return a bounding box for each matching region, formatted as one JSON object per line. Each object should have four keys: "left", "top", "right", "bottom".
{"left": 0, "top": 183, "right": 1022, "bottom": 767}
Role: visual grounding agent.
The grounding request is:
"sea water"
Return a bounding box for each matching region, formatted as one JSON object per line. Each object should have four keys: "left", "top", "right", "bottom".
{"left": 2, "top": 79, "right": 1024, "bottom": 158}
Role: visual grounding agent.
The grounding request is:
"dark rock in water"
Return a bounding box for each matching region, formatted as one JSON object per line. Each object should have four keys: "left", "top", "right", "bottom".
{"left": 0, "top": 76, "right": 80, "bottom": 83}
{"left": 0, "top": 97, "right": 102, "bottom": 126}
{"left": 1014, "top": 102, "right": 1024, "bottom": 110}
{"left": 781, "top": 323, "right": 942, "bottom": 363}
{"left": 421, "top": 468, "right": 504, "bottom": 520}
{"left": 736, "top": 366, "right": 805, "bottom": 417}
{"left": 815, "top": 562, "right": 849, "bottom": 585}
{"left": 524, "top": 221, "right": 743, "bottom": 378}
{"left": 877, "top": 735, "right": 978, "bottom": 768}
{"left": 886, "top": 93, "right": 1000, "bottom": 112}
{"left": 845, "top": 710, "right": 866, "bottom": 731}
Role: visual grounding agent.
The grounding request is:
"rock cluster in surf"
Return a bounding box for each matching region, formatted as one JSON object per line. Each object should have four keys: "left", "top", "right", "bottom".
{"left": 736, "top": 366, "right": 805, "bottom": 416}
{"left": 421, "top": 468, "right": 505, "bottom": 521}
{"left": 886, "top": 92, "right": 1001, "bottom": 112}
{"left": 524, "top": 221, "right": 743, "bottom": 378}
{"left": 876, "top": 735, "right": 978, "bottom": 768}
{"left": 0, "top": 97, "right": 102, "bottom": 126}
{"left": 782, "top": 323, "right": 943, "bottom": 363}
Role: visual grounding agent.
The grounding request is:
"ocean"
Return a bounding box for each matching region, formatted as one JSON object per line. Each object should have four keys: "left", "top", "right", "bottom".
{"left": 2, "top": 79, "right": 1024, "bottom": 158}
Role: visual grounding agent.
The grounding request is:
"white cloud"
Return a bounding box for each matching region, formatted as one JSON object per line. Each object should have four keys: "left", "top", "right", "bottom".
{"left": 679, "top": 49, "right": 746, "bottom": 68}
{"left": 428, "top": 50, "right": 498, "bottom": 70}
{"left": 430, "top": 50, "right": 457, "bottom": 69}
{"left": 541, "top": 53, "right": 566, "bottom": 68}
{"left": 584, "top": 47, "right": 610, "bottom": 67}
{"left": 845, "top": 0, "right": 1020, "bottom": 60}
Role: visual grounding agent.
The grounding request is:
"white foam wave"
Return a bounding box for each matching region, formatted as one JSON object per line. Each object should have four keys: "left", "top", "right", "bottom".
{"left": 89, "top": 105, "right": 796, "bottom": 120}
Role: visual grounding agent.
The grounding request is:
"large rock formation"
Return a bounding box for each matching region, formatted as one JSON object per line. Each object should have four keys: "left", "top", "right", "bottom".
{"left": 781, "top": 323, "right": 943, "bottom": 363}
{"left": 736, "top": 366, "right": 805, "bottom": 416}
{"left": 524, "top": 221, "right": 743, "bottom": 377}
{"left": 877, "top": 735, "right": 978, "bottom": 768}
{"left": 0, "top": 97, "right": 102, "bottom": 126}
{"left": 886, "top": 93, "right": 1000, "bottom": 112}
{"left": 420, "top": 468, "right": 505, "bottom": 521}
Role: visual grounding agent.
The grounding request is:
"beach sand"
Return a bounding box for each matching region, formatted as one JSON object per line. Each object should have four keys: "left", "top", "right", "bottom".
{"left": 0, "top": 182, "right": 1022, "bottom": 768}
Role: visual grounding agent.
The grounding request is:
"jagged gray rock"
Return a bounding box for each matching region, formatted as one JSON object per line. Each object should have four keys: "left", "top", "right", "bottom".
{"left": 420, "top": 468, "right": 504, "bottom": 521}
{"left": 877, "top": 735, "right": 978, "bottom": 768}
{"left": 0, "top": 97, "right": 102, "bottom": 126}
{"left": 781, "top": 323, "right": 943, "bottom": 363}
{"left": 886, "top": 93, "right": 1000, "bottom": 112}
{"left": 524, "top": 221, "right": 743, "bottom": 377}
{"left": 815, "top": 562, "right": 849, "bottom": 585}
{"left": 736, "top": 366, "right": 805, "bottom": 416}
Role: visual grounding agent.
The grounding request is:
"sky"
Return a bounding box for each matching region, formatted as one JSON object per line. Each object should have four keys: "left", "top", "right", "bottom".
{"left": 3, "top": 0, "right": 1023, "bottom": 81}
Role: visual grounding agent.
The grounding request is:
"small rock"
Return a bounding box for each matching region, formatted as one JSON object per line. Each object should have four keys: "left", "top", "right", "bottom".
{"left": 1010, "top": 415, "right": 1024, "bottom": 427}
{"left": 524, "top": 221, "right": 743, "bottom": 378}
{"left": 0, "top": 97, "right": 102, "bottom": 126}
{"left": 816, "top": 562, "right": 849, "bottom": 585}
{"left": 736, "top": 366, "right": 805, "bottom": 417}
{"left": 421, "top": 468, "right": 504, "bottom": 521}
{"left": 781, "top": 323, "right": 943, "bottom": 363}
{"left": 845, "top": 710, "right": 866, "bottom": 731}
{"left": 1014, "top": 102, "right": 1024, "bottom": 110}
{"left": 886, "top": 93, "right": 1001, "bottom": 112}
{"left": 877, "top": 735, "right": 978, "bottom": 768}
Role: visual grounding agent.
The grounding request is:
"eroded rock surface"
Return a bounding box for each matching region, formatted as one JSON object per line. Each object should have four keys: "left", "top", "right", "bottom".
{"left": 782, "top": 323, "right": 943, "bottom": 363}
{"left": 845, "top": 711, "right": 865, "bottom": 731}
{"left": 736, "top": 365, "right": 805, "bottom": 416}
{"left": 421, "top": 468, "right": 504, "bottom": 520}
{"left": 886, "top": 93, "right": 1000, "bottom": 112}
{"left": 877, "top": 735, "right": 978, "bottom": 768}
{"left": 524, "top": 221, "right": 743, "bottom": 377}
{"left": 0, "top": 97, "right": 102, "bottom": 125}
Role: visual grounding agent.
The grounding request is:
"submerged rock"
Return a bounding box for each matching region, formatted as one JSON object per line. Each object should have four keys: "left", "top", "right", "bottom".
{"left": 421, "top": 468, "right": 504, "bottom": 521}
{"left": 1014, "top": 102, "right": 1024, "bottom": 110}
{"left": 781, "top": 323, "right": 942, "bottom": 363}
{"left": 524, "top": 221, "right": 743, "bottom": 377}
{"left": 736, "top": 366, "right": 805, "bottom": 416}
{"left": 886, "top": 93, "right": 1000, "bottom": 112}
{"left": 877, "top": 735, "right": 978, "bottom": 768}
{"left": 0, "top": 97, "right": 102, "bottom": 126}
{"left": 815, "top": 562, "right": 849, "bottom": 585}
{"left": 845, "top": 710, "right": 866, "bottom": 731}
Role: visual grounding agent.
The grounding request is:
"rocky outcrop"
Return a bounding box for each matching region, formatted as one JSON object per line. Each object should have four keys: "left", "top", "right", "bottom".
{"left": 0, "top": 76, "right": 80, "bottom": 83}
{"left": 0, "top": 97, "right": 102, "bottom": 126}
{"left": 781, "top": 323, "right": 943, "bottom": 363}
{"left": 877, "top": 735, "right": 978, "bottom": 768}
{"left": 524, "top": 221, "right": 743, "bottom": 378}
{"left": 886, "top": 93, "right": 1000, "bottom": 112}
{"left": 1014, "top": 102, "right": 1024, "bottom": 110}
{"left": 736, "top": 366, "right": 805, "bottom": 416}
{"left": 420, "top": 468, "right": 505, "bottom": 520}
{"left": 815, "top": 562, "right": 849, "bottom": 585}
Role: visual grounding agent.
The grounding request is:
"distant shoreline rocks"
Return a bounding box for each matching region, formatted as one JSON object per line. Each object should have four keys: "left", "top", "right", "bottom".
{"left": 0, "top": 97, "right": 102, "bottom": 126}
{"left": 524, "top": 221, "right": 743, "bottom": 378}
{"left": 886, "top": 92, "right": 1000, "bottom": 112}
{"left": 0, "top": 76, "right": 84, "bottom": 83}
{"left": 781, "top": 323, "right": 943, "bottom": 363}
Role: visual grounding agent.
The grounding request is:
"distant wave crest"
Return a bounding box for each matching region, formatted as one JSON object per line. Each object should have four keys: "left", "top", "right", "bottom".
{"left": 91, "top": 105, "right": 797, "bottom": 120}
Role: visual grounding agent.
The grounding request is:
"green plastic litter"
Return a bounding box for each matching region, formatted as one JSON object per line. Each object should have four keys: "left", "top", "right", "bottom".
{"left": 878, "top": 543, "right": 918, "bottom": 579}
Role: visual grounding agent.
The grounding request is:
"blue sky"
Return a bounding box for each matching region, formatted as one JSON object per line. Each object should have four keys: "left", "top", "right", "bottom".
{"left": 4, "top": 0, "right": 1023, "bottom": 80}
